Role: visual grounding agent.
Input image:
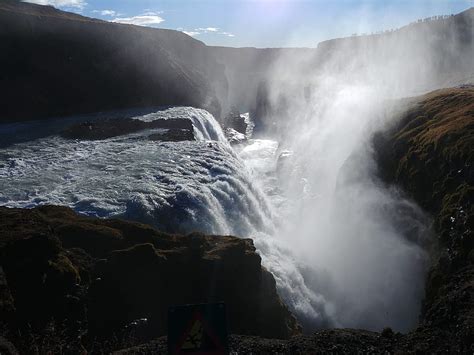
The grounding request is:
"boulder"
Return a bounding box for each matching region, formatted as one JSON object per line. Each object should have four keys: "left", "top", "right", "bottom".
{"left": 225, "top": 127, "right": 246, "bottom": 144}
{"left": 223, "top": 111, "right": 247, "bottom": 135}
{"left": 0, "top": 267, "right": 15, "bottom": 321}
{"left": 0, "top": 232, "right": 82, "bottom": 326}
{"left": 88, "top": 236, "right": 299, "bottom": 339}
{"left": 148, "top": 129, "right": 195, "bottom": 142}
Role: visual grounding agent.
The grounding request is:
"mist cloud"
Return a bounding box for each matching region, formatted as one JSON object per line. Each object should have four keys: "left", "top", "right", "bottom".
{"left": 243, "top": 12, "right": 474, "bottom": 331}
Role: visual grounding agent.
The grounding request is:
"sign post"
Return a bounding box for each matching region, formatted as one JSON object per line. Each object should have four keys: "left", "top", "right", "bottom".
{"left": 168, "top": 302, "right": 229, "bottom": 355}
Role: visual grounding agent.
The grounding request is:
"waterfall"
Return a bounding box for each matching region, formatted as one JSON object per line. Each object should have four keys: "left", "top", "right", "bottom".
{"left": 132, "top": 106, "right": 227, "bottom": 142}
{"left": 0, "top": 108, "right": 263, "bottom": 234}
{"left": 0, "top": 103, "right": 429, "bottom": 333}
{"left": 0, "top": 106, "right": 329, "bottom": 331}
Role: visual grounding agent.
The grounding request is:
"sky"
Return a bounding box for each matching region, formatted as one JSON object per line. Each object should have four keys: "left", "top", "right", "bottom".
{"left": 25, "top": 0, "right": 474, "bottom": 47}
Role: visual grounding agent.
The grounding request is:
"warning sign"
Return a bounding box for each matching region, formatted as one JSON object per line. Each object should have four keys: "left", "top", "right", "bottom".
{"left": 168, "top": 303, "right": 229, "bottom": 355}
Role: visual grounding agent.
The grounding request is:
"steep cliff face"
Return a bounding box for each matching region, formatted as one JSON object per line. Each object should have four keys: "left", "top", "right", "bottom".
{"left": 0, "top": 205, "right": 300, "bottom": 352}
{"left": 208, "top": 46, "right": 316, "bottom": 134}
{"left": 374, "top": 86, "right": 474, "bottom": 345}
{"left": 0, "top": 0, "right": 226, "bottom": 122}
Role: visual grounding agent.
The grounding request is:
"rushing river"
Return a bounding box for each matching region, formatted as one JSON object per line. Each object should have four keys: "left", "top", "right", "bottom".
{"left": 0, "top": 108, "right": 273, "bottom": 235}
{"left": 0, "top": 107, "right": 323, "bottom": 328}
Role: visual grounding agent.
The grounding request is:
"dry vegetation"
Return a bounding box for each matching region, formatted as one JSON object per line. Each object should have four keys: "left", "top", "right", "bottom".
{"left": 374, "top": 86, "right": 474, "bottom": 351}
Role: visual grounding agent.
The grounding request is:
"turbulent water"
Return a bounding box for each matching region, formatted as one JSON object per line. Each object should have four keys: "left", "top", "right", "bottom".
{"left": 0, "top": 108, "right": 272, "bottom": 236}
{"left": 0, "top": 105, "right": 429, "bottom": 333}
{"left": 0, "top": 107, "right": 319, "bottom": 327}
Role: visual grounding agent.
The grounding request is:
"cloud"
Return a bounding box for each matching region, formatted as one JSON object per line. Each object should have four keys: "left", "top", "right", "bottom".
{"left": 112, "top": 14, "right": 165, "bottom": 26}
{"left": 219, "top": 31, "right": 235, "bottom": 37}
{"left": 179, "top": 27, "right": 235, "bottom": 38}
{"left": 23, "top": 0, "right": 86, "bottom": 10}
{"left": 196, "top": 27, "right": 219, "bottom": 32}
{"left": 183, "top": 31, "right": 201, "bottom": 37}
{"left": 92, "top": 9, "right": 119, "bottom": 17}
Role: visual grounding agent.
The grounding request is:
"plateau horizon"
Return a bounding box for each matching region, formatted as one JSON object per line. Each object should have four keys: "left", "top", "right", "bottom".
{"left": 22, "top": 0, "right": 474, "bottom": 47}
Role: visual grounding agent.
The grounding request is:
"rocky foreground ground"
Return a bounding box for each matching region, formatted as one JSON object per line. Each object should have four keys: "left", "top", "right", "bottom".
{"left": 0, "top": 204, "right": 299, "bottom": 353}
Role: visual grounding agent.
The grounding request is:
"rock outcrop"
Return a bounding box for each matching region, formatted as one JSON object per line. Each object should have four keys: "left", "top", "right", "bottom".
{"left": 223, "top": 110, "right": 248, "bottom": 144}
{"left": 60, "top": 117, "right": 195, "bottom": 141}
{"left": 223, "top": 111, "right": 248, "bottom": 135}
{"left": 225, "top": 128, "right": 246, "bottom": 145}
{"left": 0, "top": 206, "right": 300, "bottom": 353}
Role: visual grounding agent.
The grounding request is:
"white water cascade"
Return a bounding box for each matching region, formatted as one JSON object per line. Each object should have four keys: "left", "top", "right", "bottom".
{"left": 0, "top": 107, "right": 270, "bottom": 236}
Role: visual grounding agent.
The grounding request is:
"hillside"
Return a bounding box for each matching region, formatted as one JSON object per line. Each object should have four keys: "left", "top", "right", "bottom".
{"left": 316, "top": 8, "right": 474, "bottom": 88}
{"left": 1, "top": 1, "right": 473, "bottom": 126}
{"left": 374, "top": 86, "right": 474, "bottom": 350}
{"left": 0, "top": 0, "right": 226, "bottom": 122}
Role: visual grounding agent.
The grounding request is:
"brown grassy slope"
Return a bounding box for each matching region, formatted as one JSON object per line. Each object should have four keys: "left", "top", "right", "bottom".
{"left": 374, "top": 86, "right": 474, "bottom": 344}
{"left": 391, "top": 88, "right": 473, "bottom": 209}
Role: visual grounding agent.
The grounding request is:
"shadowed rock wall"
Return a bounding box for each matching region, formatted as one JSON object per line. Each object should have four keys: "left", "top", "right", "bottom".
{"left": 0, "top": 0, "right": 226, "bottom": 122}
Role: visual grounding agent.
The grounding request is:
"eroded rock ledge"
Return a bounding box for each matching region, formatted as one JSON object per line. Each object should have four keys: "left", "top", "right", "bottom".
{"left": 0, "top": 206, "right": 300, "bottom": 353}
{"left": 61, "top": 117, "right": 195, "bottom": 141}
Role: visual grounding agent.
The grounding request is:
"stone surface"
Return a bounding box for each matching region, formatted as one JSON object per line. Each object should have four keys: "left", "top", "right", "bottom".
{"left": 61, "top": 117, "right": 194, "bottom": 141}
{"left": 0, "top": 205, "right": 300, "bottom": 353}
